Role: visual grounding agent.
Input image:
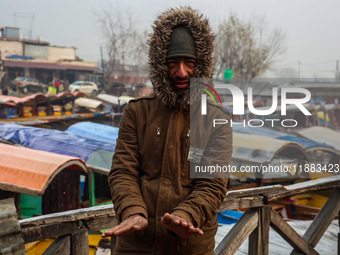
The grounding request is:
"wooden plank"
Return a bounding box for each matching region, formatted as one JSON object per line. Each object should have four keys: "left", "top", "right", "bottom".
{"left": 270, "top": 209, "right": 319, "bottom": 255}
{"left": 71, "top": 228, "right": 89, "bottom": 255}
{"left": 20, "top": 204, "right": 116, "bottom": 243}
{"left": 21, "top": 222, "right": 78, "bottom": 244}
{"left": 42, "top": 235, "right": 71, "bottom": 255}
{"left": 84, "top": 216, "right": 118, "bottom": 231}
{"left": 220, "top": 196, "right": 264, "bottom": 211}
{"left": 291, "top": 188, "right": 340, "bottom": 255}
{"left": 226, "top": 185, "right": 284, "bottom": 199}
{"left": 215, "top": 208, "right": 258, "bottom": 255}
{"left": 249, "top": 205, "right": 271, "bottom": 255}
{"left": 268, "top": 175, "right": 340, "bottom": 202}
{"left": 20, "top": 204, "right": 114, "bottom": 227}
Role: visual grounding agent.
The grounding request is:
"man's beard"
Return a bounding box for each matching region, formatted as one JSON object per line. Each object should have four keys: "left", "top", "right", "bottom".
{"left": 169, "top": 78, "right": 190, "bottom": 106}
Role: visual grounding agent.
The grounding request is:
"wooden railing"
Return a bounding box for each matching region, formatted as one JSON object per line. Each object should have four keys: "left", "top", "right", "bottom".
{"left": 17, "top": 175, "right": 340, "bottom": 254}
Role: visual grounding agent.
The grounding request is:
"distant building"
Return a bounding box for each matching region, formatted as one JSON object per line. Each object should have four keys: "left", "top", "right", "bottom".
{"left": 0, "top": 26, "right": 100, "bottom": 85}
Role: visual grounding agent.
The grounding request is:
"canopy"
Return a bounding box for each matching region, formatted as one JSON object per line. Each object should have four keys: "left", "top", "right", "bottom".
{"left": 75, "top": 97, "right": 105, "bottom": 112}
{"left": 232, "top": 123, "right": 331, "bottom": 150}
{"left": 97, "top": 94, "right": 120, "bottom": 105}
{"left": 232, "top": 132, "right": 308, "bottom": 164}
{"left": 0, "top": 143, "right": 87, "bottom": 196}
{"left": 0, "top": 123, "right": 116, "bottom": 170}
{"left": 66, "top": 121, "right": 119, "bottom": 144}
{"left": 297, "top": 126, "right": 340, "bottom": 151}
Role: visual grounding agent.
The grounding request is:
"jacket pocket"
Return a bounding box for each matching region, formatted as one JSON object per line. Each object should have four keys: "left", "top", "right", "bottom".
{"left": 154, "top": 126, "right": 161, "bottom": 169}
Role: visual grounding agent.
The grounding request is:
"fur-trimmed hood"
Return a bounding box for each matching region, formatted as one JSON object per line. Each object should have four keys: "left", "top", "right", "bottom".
{"left": 148, "top": 7, "right": 214, "bottom": 109}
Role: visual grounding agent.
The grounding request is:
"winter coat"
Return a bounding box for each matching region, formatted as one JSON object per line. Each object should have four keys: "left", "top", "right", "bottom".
{"left": 108, "top": 7, "right": 233, "bottom": 255}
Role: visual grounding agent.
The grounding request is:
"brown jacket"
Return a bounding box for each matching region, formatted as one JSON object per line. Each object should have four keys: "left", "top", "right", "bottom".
{"left": 109, "top": 95, "right": 232, "bottom": 254}
{"left": 108, "top": 7, "right": 233, "bottom": 254}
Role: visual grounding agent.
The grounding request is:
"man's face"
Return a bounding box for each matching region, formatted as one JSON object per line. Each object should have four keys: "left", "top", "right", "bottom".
{"left": 167, "top": 57, "right": 196, "bottom": 90}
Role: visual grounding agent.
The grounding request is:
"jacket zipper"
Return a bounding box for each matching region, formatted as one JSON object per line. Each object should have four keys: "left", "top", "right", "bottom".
{"left": 182, "top": 129, "right": 190, "bottom": 172}
{"left": 154, "top": 126, "right": 161, "bottom": 169}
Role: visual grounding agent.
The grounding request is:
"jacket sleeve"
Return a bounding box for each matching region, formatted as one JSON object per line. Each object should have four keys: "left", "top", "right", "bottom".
{"left": 171, "top": 114, "right": 232, "bottom": 228}
{"left": 108, "top": 103, "right": 148, "bottom": 222}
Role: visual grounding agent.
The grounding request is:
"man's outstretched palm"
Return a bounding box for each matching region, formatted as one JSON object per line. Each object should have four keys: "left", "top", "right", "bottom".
{"left": 102, "top": 214, "right": 148, "bottom": 237}
{"left": 161, "top": 213, "right": 203, "bottom": 238}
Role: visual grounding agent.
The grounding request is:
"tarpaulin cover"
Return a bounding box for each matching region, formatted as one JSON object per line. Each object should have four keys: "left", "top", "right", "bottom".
{"left": 66, "top": 121, "right": 119, "bottom": 144}
{"left": 232, "top": 123, "right": 331, "bottom": 150}
{"left": 297, "top": 126, "right": 340, "bottom": 151}
{"left": 232, "top": 132, "right": 307, "bottom": 164}
{"left": 0, "top": 123, "right": 116, "bottom": 169}
{"left": 0, "top": 143, "right": 87, "bottom": 196}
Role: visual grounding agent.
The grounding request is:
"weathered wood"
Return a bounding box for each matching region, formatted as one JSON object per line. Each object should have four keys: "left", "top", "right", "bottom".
{"left": 20, "top": 204, "right": 115, "bottom": 243}
{"left": 0, "top": 198, "right": 26, "bottom": 255}
{"left": 270, "top": 209, "right": 319, "bottom": 255}
{"left": 291, "top": 188, "right": 340, "bottom": 255}
{"left": 215, "top": 208, "right": 258, "bottom": 255}
{"left": 84, "top": 216, "right": 118, "bottom": 231}
{"left": 42, "top": 235, "right": 71, "bottom": 255}
{"left": 20, "top": 204, "right": 114, "bottom": 227}
{"left": 71, "top": 228, "right": 89, "bottom": 255}
{"left": 220, "top": 195, "right": 264, "bottom": 211}
{"left": 249, "top": 205, "right": 271, "bottom": 255}
{"left": 21, "top": 221, "right": 78, "bottom": 244}
{"left": 226, "top": 185, "right": 284, "bottom": 199}
{"left": 268, "top": 175, "right": 340, "bottom": 202}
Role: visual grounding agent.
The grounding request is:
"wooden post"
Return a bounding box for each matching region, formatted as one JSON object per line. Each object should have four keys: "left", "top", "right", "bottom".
{"left": 71, "top": 228, "right": 89, "bottom": 255}
{"left": 249, "top": 205, "right": 271, "bottom": 255}
{"left": 215, "top": 208, "right": 258, "bottom": 255}
{"left": 298, "top": 188, "right": 340, "bottom": 248}
{"left": 0, "top": 198, "right": 26, "bottom": 254}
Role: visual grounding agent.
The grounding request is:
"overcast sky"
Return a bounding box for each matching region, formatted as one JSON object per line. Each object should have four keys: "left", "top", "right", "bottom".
{"left": 1, "top": 0, "right": 339, "bottom": 78}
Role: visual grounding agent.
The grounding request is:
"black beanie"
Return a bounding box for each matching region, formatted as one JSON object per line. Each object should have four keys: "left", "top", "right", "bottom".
{"left": 166, "top": 26, "right": 196, "bottom": 60}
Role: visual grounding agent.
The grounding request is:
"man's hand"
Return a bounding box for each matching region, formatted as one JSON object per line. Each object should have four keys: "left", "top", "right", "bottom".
{"left": 101, "top": 214, "right": 148, "bottom": 237}
{"left": 161, "top": 213, "right": 203, "bottom": 238}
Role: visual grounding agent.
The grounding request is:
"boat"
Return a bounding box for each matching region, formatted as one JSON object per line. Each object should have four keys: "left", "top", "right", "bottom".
{"left": 0, "top": 143, "right": 110, "bottom": 255}
{"left": 0, "top": 93, "right": 110, "bottom": 129}
{"left": 0, "top": 123, "right": 117, "bottom": 206}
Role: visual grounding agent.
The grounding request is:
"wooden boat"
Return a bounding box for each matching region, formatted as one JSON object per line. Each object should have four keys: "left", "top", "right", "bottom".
{"left": 0, "top": 93, "right": 110, "bottom": 129}
{"left": 0, "top": 142, "right": 112, "bottom": 254}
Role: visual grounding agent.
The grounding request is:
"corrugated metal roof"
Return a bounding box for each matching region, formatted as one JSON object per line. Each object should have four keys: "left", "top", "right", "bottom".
{"left": 0, "top": 198, "right": 26, "bottom": 254}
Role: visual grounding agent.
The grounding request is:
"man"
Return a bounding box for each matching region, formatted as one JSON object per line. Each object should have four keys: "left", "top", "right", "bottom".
{"left": 102, "top": 7, "right": 232, "bottom": 254}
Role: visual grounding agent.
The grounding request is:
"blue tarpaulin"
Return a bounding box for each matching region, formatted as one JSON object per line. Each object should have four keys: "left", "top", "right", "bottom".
{"left": 0, "top": 123, "right": 117, "bottom": 170}
{"left": 232, "top": 123, "right": 332, "bottom": 149}
{"left": 66, "top": 121, "right": 119, "bottom": 144}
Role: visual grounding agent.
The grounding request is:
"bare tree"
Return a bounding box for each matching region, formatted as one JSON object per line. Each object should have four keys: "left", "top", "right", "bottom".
{"left": 215, "top": 13, "right": 285, "bottom": 83}
{"left": 97, "top": 5, "right": 148, "bottom": 83}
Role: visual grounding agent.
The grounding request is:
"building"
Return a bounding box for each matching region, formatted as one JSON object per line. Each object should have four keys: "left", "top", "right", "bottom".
{"left": 0, "top": 26, "right": 100, "bottom": 86}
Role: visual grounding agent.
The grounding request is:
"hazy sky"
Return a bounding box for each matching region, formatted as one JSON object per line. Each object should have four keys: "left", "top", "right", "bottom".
{"left": 1, "top": 0, "right": 339, "bottom": 78}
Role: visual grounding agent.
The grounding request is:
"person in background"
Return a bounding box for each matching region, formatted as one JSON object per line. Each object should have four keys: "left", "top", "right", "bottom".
{"left": 102, "top": 7, "right": 232, "bottom": 254}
